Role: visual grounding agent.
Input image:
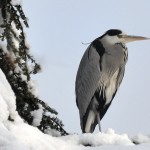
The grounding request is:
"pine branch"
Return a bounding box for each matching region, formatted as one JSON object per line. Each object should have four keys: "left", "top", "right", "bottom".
{"left": 0, "top": 0, "right": 68, "bottom": 136}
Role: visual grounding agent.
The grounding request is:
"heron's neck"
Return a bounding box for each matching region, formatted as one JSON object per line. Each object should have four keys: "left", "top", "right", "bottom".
{"left": 116, "top": 42, "right": 127, "bottom": 50}
{"left": 101, "top": 35, "right": 119, "bottom": 47}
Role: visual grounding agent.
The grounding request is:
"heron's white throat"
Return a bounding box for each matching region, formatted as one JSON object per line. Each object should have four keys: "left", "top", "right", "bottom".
{"left": 101, "top": 35, "right": 123, "bottom": 47}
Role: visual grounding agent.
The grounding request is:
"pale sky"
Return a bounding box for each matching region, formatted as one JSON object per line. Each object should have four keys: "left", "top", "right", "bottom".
{"left": 24, "top": 0, "right": 150, "bottom": 134}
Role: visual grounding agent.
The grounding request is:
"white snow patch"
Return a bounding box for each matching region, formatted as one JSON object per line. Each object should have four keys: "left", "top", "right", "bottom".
{"left": 11, "top": 0, "right": 22, "bottom": 5}
{"left": 28, "top": 80, "right": 39, "bottom": 97}
{"left": 0, "top": 9, "right": 4, "bottom": 35}
{"left": 0, "top": 122, "right": 28, "bottom": 150}
{"left": 11, "top": 21, "right": 21, "bottom": 38}
{"left": 131, "top": 134, "right": 150, "bottom": 144}
{"left": 45, "top": 128, "right": 61, "bottom": 137}
{"left": 14, "top": 64, "right": 22, "bottom": 74}
{"left": 60, "top": 128, "right": 133, "bottom": 146}
{"left": 20, "top": 74, "right": 27, "bottom": 81}
{"left": 0, "top": 69, "right": 17, "bottom": 121}
{"left": 31, "top": 104, "right": 43, "bottom": 127}
{"left": 0, "top": 39, "right": 7, "bottom": 53}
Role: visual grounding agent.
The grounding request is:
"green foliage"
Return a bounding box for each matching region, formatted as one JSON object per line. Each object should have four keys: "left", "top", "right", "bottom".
{"left": 0, "top": 0, "right": 68, "bottom": 136}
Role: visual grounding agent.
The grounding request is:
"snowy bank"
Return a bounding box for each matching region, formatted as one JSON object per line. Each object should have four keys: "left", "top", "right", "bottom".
{"left": 0, "top": 68, "right": 150, "bottom": 150}
{"left": 60, "top": 128, "right": 133, "bottom": 146}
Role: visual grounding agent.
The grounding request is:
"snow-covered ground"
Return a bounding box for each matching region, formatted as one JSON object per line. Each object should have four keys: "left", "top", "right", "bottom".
{"left": 0, "top": 69, "right": 150, "bottom": 150}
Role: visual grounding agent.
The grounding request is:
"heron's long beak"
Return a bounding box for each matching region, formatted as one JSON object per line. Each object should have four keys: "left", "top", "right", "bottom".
{"left": 120, "top": 35, "right": 150, "bottom": 43}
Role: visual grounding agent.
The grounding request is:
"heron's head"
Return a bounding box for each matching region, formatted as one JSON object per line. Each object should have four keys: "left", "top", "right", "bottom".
{"left": 101, "top": 29, "right": 149, "bottom": 45}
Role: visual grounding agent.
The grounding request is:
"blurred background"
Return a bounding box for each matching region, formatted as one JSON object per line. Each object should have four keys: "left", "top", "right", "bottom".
{"left": 23, "top": 0, "right": 150, "bottom": 134}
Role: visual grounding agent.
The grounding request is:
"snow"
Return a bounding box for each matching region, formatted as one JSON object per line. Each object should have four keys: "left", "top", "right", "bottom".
{"left": 27, "top": 80, "right": 39, "bottom": 97}
{"left": 0, "top": 69, "right": 17, "bottom": 122}
{"left": 11, "top": 0, "right": 22, "bottom": 5}
{"left": 31, "top": 104, "right": 43, "bottom": 127}
{"left": 0, "top": 68, "right": 150, "bottom": 150}
{"left": 0, "top": 123, "right": 28, "bottom": 150}
{"left": 60, "top": 129, "right": 134, "bottom": 146}
{"left": 0, "top": 10, "right": 7, "bottom": 53}
{"left": 131, "top": 134, "right": 150, "bottom": 144}
{"left": 44, "top": 128, "right": 61, "bottom": 137}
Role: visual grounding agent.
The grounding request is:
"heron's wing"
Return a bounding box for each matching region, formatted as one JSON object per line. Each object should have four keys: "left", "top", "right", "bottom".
{"left": 75, "top": 41, "right": 104, "bottom": 118}
{"left": 99, "top": 65, "right": 125, "bottom": 120}
{"left": 76, "top": 41, "right": 127, "bottom": 119}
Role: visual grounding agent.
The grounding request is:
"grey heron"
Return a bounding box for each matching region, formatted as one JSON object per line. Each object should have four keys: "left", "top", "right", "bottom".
{"left": 75, "top": 29, "right": 149, "bottom": 133}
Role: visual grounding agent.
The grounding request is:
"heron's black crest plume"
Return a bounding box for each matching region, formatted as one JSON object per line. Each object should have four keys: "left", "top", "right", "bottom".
{"left": 99, "top": 29, "right": 122, "bottom": 39}
{"left": 82, "top": 29, "right": 122, "bottom": 45}
{"left": 106, "top": 29, "right": 122, "bottom": 36}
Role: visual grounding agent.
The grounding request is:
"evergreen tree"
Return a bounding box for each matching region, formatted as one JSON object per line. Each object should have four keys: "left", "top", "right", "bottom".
{"left": 0, "top": 0, "right": 68, "bottom": 136}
